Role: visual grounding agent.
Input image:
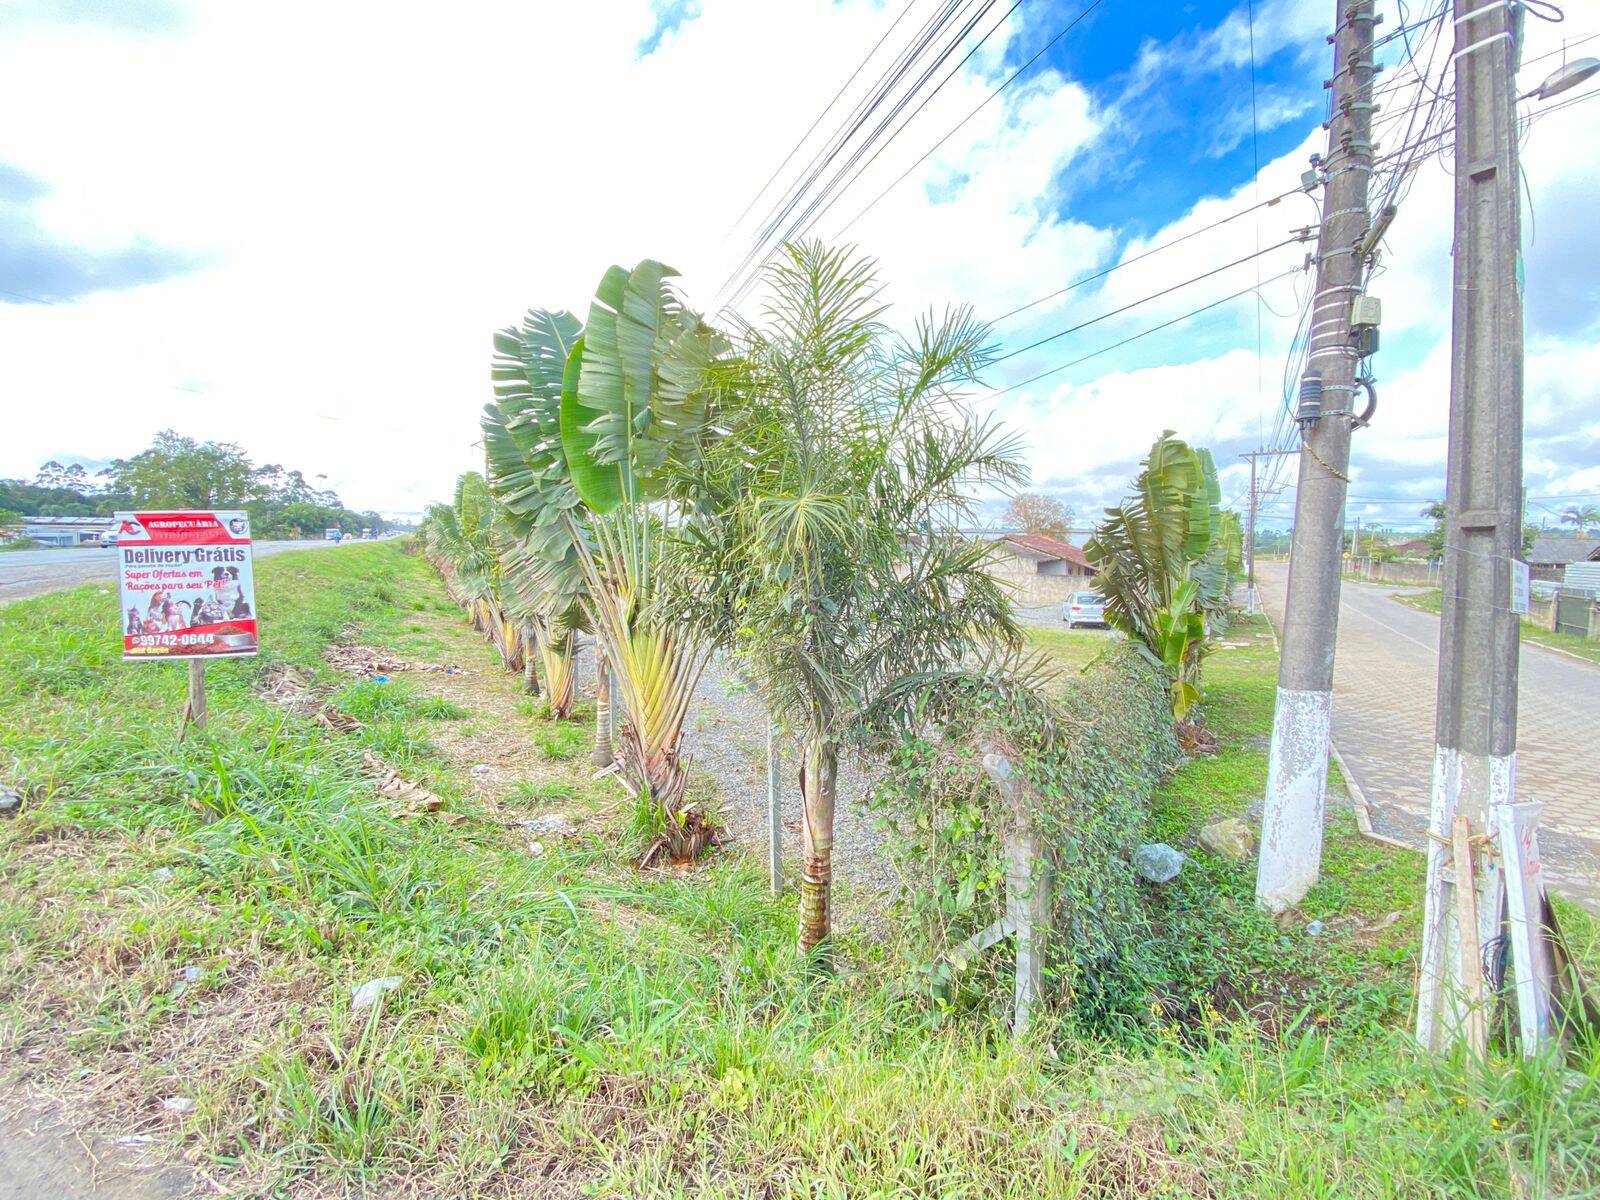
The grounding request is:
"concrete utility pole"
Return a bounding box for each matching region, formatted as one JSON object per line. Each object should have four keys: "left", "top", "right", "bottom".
{"left": 1416, "top": 0, "right": 1524, "bottom": 1051}
{"left": 1256, "top": 0, "right": 1377, "bottom": 913}
{"left": 1239, "top": 447, "right": 1297, "bottom": 604}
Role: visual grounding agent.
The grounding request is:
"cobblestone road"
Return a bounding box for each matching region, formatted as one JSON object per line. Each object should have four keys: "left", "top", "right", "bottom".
{"left": 1257, "top": 562, "right": 1599, "bottom": 907}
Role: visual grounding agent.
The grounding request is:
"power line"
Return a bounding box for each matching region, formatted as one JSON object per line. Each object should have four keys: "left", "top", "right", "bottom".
{"left": 717, "top": 0, "right": 1008, "bottom": 308}
{"left": 988, "top": 264, "right": 1305, "bottom": 399}
{"left": 721, "top": 0, "right": 922, "bottom": 241}
{"left": 991, "top": 235, "right": 1306, "bottom": 365}
{"left": 988, "top": 184, "right": 1315, "bottom": 325}
{"left": 832, "top": 0, "right": 1108, "bottom": 241}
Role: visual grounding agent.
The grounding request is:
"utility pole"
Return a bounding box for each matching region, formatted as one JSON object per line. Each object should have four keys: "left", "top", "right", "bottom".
{"left": 1245, "top": 451, "right": 1259, "bottom": 589}
{"left": 1416, "top": 0, "right": 1523, "bottom": 1052}
{"left": 1255, "top": 0, "right": 1377, "bottom": 913}
{"left": 1239, "top": 447, "right": 1297, "bottom": 602}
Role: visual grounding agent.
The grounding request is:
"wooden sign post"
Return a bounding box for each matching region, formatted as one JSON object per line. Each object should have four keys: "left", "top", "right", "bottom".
{"left": 184, "top": 660, "right": 208, "bottom": 733}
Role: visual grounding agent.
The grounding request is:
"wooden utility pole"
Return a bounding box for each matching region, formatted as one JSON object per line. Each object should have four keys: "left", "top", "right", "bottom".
{"left": 1256, "top": 0, "right": 1378, "bottom": 913}
{"left": 1416, "top": 0, "right": 1524, "bottom": 1052}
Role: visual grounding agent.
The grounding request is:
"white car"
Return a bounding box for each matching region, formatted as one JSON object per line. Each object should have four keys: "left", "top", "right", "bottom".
{"left": 1063, "top": 590, "right": 1108, "bottom": 629}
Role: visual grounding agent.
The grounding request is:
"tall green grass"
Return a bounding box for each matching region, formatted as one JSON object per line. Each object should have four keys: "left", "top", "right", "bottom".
{"left": 0, "top": 543, "right": 1594, "bottom": 1197}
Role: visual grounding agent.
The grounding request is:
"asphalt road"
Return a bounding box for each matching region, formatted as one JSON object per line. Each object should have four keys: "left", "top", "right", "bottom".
{"left": 0, "top": 540, "right": 342, "bottom": 606}
{"left": 1257, "top": 561, "right": 1600, "bottom": 905}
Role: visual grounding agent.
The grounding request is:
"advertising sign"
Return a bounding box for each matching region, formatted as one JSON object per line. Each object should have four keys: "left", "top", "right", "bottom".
{"left": 114, "top": 511, "right": 259, "bottom": 661}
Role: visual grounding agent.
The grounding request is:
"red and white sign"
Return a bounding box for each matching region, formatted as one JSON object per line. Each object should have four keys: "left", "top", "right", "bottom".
{"left": 115, "top": 510, "right": 259, "bottom": 660}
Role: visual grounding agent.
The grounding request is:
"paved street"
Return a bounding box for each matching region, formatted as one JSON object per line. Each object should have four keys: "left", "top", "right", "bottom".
{"left": 1257, "top": 562, "right": 1600, "bottom": 905}
{"left": 0, "top": 540, "right": 342, "bottom": 605}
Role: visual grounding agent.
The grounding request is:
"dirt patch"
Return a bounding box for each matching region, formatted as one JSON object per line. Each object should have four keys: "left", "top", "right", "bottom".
{"left": 324, "top": 644, "right": 468, "bottom": 678}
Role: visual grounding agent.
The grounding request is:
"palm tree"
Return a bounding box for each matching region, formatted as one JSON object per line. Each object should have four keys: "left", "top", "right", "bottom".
{"left": 484, "top": 309, "right": 587, "bottom": 720}
{"left": 1084, "top": 433, "right": 1221, "bottom": 721}
{"left": 1561, "top": 503, "right": 1600, "bottom": 535}
{"left": 485, "top": 265, "right": 725, "bottom": 849}
{"left": 679, "top": 242, "right": 1024, "bottom": 955}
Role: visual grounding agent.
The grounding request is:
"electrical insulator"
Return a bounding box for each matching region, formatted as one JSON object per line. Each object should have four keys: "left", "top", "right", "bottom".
{"left": 1297, "top": 370, "right": 1324, "bottom": 426}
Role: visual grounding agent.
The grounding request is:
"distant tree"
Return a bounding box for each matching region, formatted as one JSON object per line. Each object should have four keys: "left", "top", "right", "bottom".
{"left": 1003, "top": 491, "right": 1074, "bottom": 540}
{"left": 1523, "top": 522, "right": 1539, "bottom": 558}
{"left": 1421, "top": 500, "right": 1447, "bottom": 557}
{"left": 106, "top": 431, "right": 256, "bottom": 508}
{"left": 1561, "top": 503, "right": 1600, "bottom": 535}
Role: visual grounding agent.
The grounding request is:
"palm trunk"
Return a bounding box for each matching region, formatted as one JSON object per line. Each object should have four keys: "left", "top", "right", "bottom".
{"left": 797, "top": 734, "right": 838, "bottom": 957}
{"left": 591, "top": 648, "right": 614, "bottom": 767}
{"left": 522, "top": 624, "right": 541, "bottom": 696}
{"left": 540, "top": 628, "right": 576, "bottom": 720}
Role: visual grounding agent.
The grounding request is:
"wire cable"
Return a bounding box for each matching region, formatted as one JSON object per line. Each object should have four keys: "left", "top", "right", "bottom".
{"left": 991, "top": 236, "right": 1306, "bottom": 365}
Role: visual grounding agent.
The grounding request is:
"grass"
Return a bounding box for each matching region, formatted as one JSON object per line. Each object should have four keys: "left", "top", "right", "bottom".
{"left": 1393, "top": 587, "right": 1600, "bottom": 665}
{"left": 0, "top": 541, "right": 1595, "bottom": 1198}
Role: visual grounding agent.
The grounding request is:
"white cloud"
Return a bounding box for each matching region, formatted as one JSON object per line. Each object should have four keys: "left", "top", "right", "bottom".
{"left": 0, "top": 0, "right": 1596, "bottom": 524}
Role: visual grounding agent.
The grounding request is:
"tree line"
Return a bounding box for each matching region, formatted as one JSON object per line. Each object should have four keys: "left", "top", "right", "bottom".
{"left": 0, "top": 431, "right": 386, "bottom": 540}
{"left": 423, "top": 241, "right": 1242, "bottom": 978}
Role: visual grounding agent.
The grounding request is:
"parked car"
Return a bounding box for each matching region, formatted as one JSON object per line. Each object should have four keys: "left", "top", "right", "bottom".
{"left": 1063, "top": 590, "right": 1108, "bottom": 629}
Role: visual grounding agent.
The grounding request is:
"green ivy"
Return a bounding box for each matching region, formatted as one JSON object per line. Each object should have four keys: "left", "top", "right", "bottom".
{"left": 866, "top": 642, "right": 1179, "bottom": 1037}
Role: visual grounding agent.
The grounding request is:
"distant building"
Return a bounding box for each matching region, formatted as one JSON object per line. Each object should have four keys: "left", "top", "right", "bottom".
{"left": 19, "top": 516, "right": 113, "bottom": 547}
{"left": 1527, "top": 535, "right": 1600, "bottom": 582}
{"left": 986, "top": 533, "right": 1096, "bottom": 606}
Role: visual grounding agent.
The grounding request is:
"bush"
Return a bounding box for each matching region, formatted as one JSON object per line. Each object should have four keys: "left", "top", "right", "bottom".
{"left": 867, "top": 642, "right": 1179, "bottom": 1036}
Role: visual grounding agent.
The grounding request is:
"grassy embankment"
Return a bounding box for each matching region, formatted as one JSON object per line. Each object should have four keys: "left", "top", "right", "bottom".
{"left": 1, "top": 541, "right": 1596, "bottom": 1198}
{"left": 1391, "top": 586, "right": 1600, "bottom": 666}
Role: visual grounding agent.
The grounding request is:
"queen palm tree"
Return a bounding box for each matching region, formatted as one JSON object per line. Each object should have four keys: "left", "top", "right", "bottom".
{"left": 1561, "top": 503, "right": 1600, "bottom": 536}
{"left": 678, "top": 241, "right": 1023, "bottom": 955}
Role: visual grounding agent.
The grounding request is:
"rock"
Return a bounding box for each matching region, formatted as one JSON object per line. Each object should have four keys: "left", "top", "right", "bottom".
{"left": 351, "top": 975, "right": 402, "bottom": 1010}
{"left": 153, "top": 867, "right": 175, "bottom": 883}
{"left": 0, "top": 787, "right": 22, "bottom": 818}
{"left": 471, "top": 764, "right": 493, "bottom": 777}
{"left": 527, "top": 840, "right": 545, "bottom": 857}
{"left": 1198, "top": 817, "right": 1257, "bottom": 863}
{"left": 161, "top": 1096, "right": 196, "bottom": 1115}
{"left": 180, "top": 966, "right": 203, "bottom": 983}
{"left": 522, "top": 813, "right": 574, "bottom": 836}
{"left": 1306, "top": 920, "right": 1326, "bottom": 937}
{"left": 1133, "top": 843, "right": 1185, "bottom": 884}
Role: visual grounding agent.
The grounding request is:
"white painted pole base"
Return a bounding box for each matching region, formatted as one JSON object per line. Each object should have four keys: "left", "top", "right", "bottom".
{"left": 1416, "top": 746, "right": 1514, "bottom": 1053}
{"left": 1256, "top": 686, "right": 1333, "bottom": 913}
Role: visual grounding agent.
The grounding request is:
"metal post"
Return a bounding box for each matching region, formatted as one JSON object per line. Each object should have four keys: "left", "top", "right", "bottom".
{"left": 1417, "top": 0, "right": 1523, "bottom": 1052}
{"left": 766, "top": 719, "right": 782, "bottom": 897}
{"left": 1256, "top": 0, "right": 1377, "bottom": 913}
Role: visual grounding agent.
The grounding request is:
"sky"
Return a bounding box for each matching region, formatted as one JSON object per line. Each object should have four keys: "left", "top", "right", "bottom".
{"left": 1, "top": 0, "right": 1596, "bottom": 532}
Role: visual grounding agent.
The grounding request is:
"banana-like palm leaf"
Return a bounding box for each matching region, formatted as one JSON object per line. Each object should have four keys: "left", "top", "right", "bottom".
{"left": 563, "top": 259, "right": 722, "bottom": 513}
{"left": 484, "top": 309, "right": 589, "bottom": 626}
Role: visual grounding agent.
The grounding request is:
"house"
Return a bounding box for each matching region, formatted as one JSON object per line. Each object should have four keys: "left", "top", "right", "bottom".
{"left": 19, "top": 516, "right": 114, "bottom": 547}
{"left": 986, "top": 534, "right": 1096, "bottom": 606}
{"left": 1527, "top": 535, "right": 1600, "bottom": 582}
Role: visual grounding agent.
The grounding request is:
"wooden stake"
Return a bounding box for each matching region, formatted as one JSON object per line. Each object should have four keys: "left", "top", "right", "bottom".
{"left": 183, "top": 659, "right": 207, "bottom": 734}
{"left": 1452, "top": 815, "right": 1488, "bottom": 1057}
